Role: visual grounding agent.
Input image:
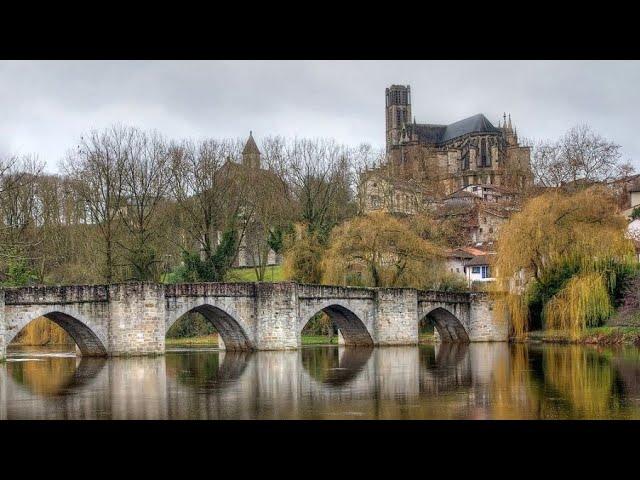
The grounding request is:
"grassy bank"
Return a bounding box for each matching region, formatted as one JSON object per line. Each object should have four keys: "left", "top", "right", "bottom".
{"left": 165, "top": 334, "right": 340, "bottom": 347}
{"left": 526, "top": 326, "right": 640, "bottom": 346}
{"left": 166, "top": 334, "right": 220, "bottom": 347}
{"left": 225, "top": 265, "right": 284, "bottom": 282}
{"left": 419, "top": 333, "right": 436, "bottom": 344}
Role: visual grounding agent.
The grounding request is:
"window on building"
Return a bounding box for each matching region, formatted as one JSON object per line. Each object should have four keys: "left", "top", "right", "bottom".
{"left": 472, "top": 266, "right": 481, "bottom": 274}
{"left": 461, "top": 146, "right": 469, "bottom": 170}
{"left": 481, "top": 266, "right": 491, "bottom": 278}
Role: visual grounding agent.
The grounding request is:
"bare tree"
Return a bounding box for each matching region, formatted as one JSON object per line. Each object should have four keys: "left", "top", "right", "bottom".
{"left": 62, "top": 125, "right": 130, "bottom": 283}
{"left": 284, "top": 138, "right": 356, "bottom": 242}
{"left": 119, "top": 129, "right": 172, "bottom": 281}
{"left": 168, "top": 138, "right": 245, "bottom": 278}
{"left": 529, "top": 124, "right": 633, "bottom": 188}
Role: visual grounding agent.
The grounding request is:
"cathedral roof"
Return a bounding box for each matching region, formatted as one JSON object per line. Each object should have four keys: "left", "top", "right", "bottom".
{"left": 409, "top": 113, "right": 501, "bottom": 145}
{"left": 242, "top": 131, "right": 261, "bottom": 155}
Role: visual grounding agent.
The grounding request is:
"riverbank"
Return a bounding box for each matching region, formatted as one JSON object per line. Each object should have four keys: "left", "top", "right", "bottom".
{"left": 525, "top": 326, "right": 640, "bottom": 346}
{"left": 165, "top": 334, "right": 220, "bottom": 347}
{"left": 166, "top": 334, "right": 340, "bottom": 347}
{"left": 166, "top": 333, "right": 437, "bottom": 347}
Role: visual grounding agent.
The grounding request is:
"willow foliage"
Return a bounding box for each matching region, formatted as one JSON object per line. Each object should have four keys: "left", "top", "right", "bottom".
{"left": 321, "top": 211, "right": 444, "bottom": 288}
{"left": 495, "top": 187, "right": 635, "bottom": 338}
{"left": 282, "top": 226, "right": 325, "bottom": 284}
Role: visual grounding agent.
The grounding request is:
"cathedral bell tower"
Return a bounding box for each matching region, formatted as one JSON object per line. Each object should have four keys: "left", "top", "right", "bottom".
{"left": 385, "top": 85, "right": 412, "bottom": 152}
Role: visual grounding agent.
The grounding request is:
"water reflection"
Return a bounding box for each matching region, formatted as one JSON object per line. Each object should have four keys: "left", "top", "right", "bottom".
{"left": 8, "top": 354, "right": 106, "bottom": 397}
{"left": 166, "top": 349, "right": 251, "bottom": 390}
{"left": 301, "top": 346, "right": 372, "bottom": 387}
{"left": 3, "top": 343, "right": 640, "bottom": 419}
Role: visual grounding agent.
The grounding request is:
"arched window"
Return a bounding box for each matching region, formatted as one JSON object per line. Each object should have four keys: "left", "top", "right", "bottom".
{"left": 480, "top": 138, "right": 488, "bottom": 167}
{"left": 461, "top": 145, "right": 469, "bottom": 170}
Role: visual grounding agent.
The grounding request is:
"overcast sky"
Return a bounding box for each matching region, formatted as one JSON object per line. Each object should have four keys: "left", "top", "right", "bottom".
{"left": 2, "top": 60, "right": 639, "bottom": 172}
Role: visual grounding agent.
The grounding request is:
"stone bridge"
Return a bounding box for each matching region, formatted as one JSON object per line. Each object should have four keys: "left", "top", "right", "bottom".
{"left": 0, "top": 282, "right": 508, "bottom": 359}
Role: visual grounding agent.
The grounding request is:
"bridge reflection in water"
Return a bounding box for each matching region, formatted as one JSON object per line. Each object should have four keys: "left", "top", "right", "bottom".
{"left": 2, "top": 343, "right": 640, "bottom": 419}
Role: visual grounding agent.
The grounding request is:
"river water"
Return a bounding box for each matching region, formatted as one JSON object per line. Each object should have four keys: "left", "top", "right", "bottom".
{"left": 2, "top": 343, "right": 640, "bottom": 419}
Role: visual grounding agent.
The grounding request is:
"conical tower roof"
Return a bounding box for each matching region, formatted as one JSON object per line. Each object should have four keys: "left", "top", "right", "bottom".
{"left": 242, "top": 131, "right": 261, "bottom": 155}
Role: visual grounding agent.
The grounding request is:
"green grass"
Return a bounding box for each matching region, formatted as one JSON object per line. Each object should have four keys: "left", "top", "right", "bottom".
{"left": 166, "top": 334, "right": 219, "bottom": 347}
{"left": 419, "top": 332, "right": 436, "bottom": 344}
{"left": 302, "top": 335, "right": 338, "bottom": 345}
{"left": 225, "top": 265, "right": 284, "bottom": 282}
{"left": 526, "top": 326, "right": 640, "bottom": 345}
{"left": 165, "top": 333, "right": 338, "bottom": 347}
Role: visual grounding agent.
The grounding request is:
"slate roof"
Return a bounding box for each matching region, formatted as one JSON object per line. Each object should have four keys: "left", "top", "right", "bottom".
{"left": 409, "top": 114, "right": 501, "bottom": 145}
{"left": 464, "top": 254, "right": 496, "bottom": 267}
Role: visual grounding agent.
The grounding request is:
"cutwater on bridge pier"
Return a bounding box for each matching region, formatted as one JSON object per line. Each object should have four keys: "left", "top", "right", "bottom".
{"left": 0, "top": 282, "right": 508, "bottom": 359}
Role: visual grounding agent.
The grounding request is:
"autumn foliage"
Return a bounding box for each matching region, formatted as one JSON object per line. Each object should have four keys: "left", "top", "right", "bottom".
{"left": 320, "top": 211, "right": 444, "bottom": 288}
{"left": 495, "top": 187, "right": 636, "bottom": 338}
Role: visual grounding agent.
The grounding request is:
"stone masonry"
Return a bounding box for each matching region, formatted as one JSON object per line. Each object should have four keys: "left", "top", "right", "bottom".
{"left": 0, "top": 282, "right": 508, "bottom": 359}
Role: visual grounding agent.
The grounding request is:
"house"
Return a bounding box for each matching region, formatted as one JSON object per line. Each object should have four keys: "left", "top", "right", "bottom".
{"left": 464, "top": 253, "right": 496, "bottom": 287}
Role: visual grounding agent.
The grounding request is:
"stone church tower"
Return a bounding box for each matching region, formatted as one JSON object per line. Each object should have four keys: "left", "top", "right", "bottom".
{"left": 385, "top": 85, "right": 412, "bottom": 152}
{"left": 242, "top": 131, "right": 261, "bottom": 169}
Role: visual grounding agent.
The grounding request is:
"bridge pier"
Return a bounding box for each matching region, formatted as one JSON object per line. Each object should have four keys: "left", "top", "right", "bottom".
{"left": 375, "top": 289, "right": 419, "bottom": 346}
{"left": 108, "top": 283, "right": 165, "bottom": 356}
{"left": 0, "top": 290, "right": 6, "bottom": 361}
{"left": 254, "top": 283, "right": 299, "bottom": 350}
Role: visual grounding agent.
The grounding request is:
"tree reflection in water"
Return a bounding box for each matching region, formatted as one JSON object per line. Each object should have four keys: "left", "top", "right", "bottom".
{"left": 3, "top": 343, "right": 640, "bottom": 419}
{"left": 7, "top": 354, "right": 106, "bottom": 397}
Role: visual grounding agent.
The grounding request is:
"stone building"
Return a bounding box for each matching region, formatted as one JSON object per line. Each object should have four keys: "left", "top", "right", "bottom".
{"left": 385, "top": 84, "right": 532, "bottom": 191}
{"left": 227, "top": 132, "right": 282, "bottom": 269}
{"left": 361, "top": 84, "right": 533, "bottom": 216}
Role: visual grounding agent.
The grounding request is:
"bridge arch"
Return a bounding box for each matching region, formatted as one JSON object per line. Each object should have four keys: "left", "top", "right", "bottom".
{"left": 5, "top": 309, "right": 108, "bottom": 356}
{"left": 166, "top": 304, "right": 253, "bottom": 351}
{"left": 299, "top": 302, "right": 374, "bottom": 347}
{"left": 420, "top": 306, "right": 470, "bottom": 343}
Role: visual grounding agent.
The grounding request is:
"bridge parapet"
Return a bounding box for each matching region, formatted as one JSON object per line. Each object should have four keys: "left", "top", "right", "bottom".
{"left": 418, "top": 290, "right": 472, "bottom": 304}
{"left": 165, "top": 282, "right": 256, "bottom": 298}
{"left": 3, "top": 284, "right": 109, "bottom": 305}
{"left": 296, "top": 283, "right": 375, "bottom": 300}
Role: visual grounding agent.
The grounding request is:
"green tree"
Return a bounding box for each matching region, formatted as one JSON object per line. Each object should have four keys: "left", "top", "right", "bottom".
{"left": 170, "top": 227, "right": 239, "bottom": 283}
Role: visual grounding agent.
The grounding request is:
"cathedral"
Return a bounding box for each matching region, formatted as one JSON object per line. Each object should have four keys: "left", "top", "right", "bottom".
{"left": 362, "top": 85, "right": 533, "bottom": 215}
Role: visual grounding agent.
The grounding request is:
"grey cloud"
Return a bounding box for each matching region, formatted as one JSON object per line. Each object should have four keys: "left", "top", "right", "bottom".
{"left": 1, "top": 60, "right": 639, "bottom": 171}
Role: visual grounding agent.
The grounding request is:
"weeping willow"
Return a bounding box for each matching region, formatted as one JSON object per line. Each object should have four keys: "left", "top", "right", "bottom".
{"left": 494, "top": 186, "right": 636, "bottom": 339}
{"left": 13, "top": 317, "right": 74, "bottom": 346}
{"left": 321, "top": 211, "right": 444, "bottom": 288}
{"left": 543, "top": 273, "right": 613, "bottom": 337}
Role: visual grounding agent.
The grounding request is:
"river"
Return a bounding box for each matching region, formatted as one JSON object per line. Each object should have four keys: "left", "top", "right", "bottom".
{"left": 1, "top": 343, "right": 640, "bottom": 419}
